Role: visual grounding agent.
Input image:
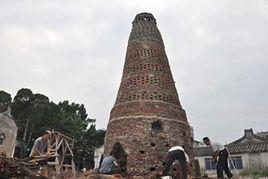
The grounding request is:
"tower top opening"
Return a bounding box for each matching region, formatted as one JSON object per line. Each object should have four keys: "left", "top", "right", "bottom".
{"left": 133, "top": 12, "right": 156, "bottom": 24}
{"left": 128, "top": 12, "right": 163, "bottom": 44}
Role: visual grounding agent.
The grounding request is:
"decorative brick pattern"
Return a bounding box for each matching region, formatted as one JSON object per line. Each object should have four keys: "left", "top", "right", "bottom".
{"left": 128, "top": 13, "right": 163, "bottom": 45}
{"left": 104, "top": 12, "right": 193, "bottom": 176}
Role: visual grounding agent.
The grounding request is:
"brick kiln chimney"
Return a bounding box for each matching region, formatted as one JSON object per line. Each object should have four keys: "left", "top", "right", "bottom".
{"left": 104, "top": 12, "right": 193, "bottom": 176}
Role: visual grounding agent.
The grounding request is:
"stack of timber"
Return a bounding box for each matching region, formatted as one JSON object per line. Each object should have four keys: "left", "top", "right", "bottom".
{"left": 0, "top": 155, "right": 48, "bottom": 178}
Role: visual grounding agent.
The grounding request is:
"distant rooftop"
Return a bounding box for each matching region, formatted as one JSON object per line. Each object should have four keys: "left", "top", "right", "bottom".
{"left": 194, "top": 128, "right": 268, "bottom": 156}
{"left": 256, "top": 131, "right": 268, "bottom": 139}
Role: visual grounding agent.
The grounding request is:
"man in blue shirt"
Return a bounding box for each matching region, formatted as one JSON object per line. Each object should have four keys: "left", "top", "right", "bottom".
{"left": 99, "top": 142, "right": 125, "bottom": 175}
{"left": 99, "top": 155, "right": 120, "bottom": 174}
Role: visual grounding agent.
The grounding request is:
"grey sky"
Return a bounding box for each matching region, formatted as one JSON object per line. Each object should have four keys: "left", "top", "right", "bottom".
{"left": 1, "top": 0, "right": 268, "bottom": 143}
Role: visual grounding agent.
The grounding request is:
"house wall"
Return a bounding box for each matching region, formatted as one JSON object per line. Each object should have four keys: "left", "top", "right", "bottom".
{"left": 195, "top": 152, "right": 268, "bottom": 177}
{"left": 244, "top": 152, "right": 268, "bottom": 170}
{"left": 94, "top": 145, "right": 104, "bottom": 169}
{"left": 195, "top": 156, "right": 217, "bottom": 177}
{"left": 248, "top": 153, "right": 262, "bottom": 169}
{"left": 261, "top": 152, "right": 268, "bottom": 168}
{"left": 196, "top": 154, "right": 246, "bottom": 177}
{"left": 237, "top": 152, "right": 268, "bottom": 170}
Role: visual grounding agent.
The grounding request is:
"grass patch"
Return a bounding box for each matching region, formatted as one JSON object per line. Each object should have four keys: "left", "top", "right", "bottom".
{"left": 239, "top": 169, "right": 268, "bottom": 178}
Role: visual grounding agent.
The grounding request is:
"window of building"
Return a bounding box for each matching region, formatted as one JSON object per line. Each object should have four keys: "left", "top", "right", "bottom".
{"left": 205, "top": 158, "right": 216, "bottom": 170}
{"left": 229, "top": 156, "right": 243, "bottom": 169}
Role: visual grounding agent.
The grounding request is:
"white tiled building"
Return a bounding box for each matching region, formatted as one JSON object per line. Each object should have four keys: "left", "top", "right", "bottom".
{"left": 194, "top": 129, "right": 268, "bottom": 177}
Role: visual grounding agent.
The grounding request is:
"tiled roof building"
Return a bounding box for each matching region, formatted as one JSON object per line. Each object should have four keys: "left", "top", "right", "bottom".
{"left": 194, "top": 128, "right": 268, "bottom": 177}
{"left": 227, "top": 129, "right": 268, "bottom": 154}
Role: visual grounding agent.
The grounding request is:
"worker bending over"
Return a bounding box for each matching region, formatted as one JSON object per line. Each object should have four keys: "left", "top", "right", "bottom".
{"left": 162, "top": 145, "right": 192, "bottom": 179}
{"left": 203, "top": 137, "right": 233, "bottom": 178}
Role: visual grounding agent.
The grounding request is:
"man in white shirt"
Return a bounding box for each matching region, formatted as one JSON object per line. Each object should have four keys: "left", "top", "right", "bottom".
{"left": 29, "top": 130, "right": 51, "bottom": 158}
{"left": 203, "top": 137, "right": 233, "bottom": 178}
{"left": 162, "top": 145, "right": 191, "bottom": 179}
{"left": 29, "top": 130, "right": 53, "bottom": 177}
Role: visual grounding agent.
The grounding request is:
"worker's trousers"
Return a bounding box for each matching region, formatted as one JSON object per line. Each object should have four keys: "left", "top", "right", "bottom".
{"left": 217, "top": 149, "right": 233, "bottom": 178}
{"left": 162, "top": 149, "right": 187, "bottom": 179}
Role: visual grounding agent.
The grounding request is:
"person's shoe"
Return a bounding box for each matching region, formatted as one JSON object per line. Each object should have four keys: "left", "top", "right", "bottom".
{"left": 227, "top": 173, "right": 233, "bottom": 178}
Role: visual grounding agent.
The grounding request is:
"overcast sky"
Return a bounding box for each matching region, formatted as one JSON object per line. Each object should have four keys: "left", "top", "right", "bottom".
{"left": 1, "top": 0, "right": 268, "bottom": 143}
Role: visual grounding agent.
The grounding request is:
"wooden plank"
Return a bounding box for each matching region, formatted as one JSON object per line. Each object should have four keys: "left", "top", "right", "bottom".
{"left": 54, "top": 131, "right": 74, "bottom": 141}
{"left": 56, "top": 138, "right": 64, "bottom": 151}
{"left": 65, "top": 140, "right": 74, "bottom": 156}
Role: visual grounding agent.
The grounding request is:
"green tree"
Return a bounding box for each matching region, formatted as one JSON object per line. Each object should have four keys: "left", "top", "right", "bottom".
{"left": 9, "top": 88, "right": 106, "bottom": 168}
{"left": 11, "top": 88, "right": 35, "bottom": 140}
{"left": 11, "top": 89, "right": 58, "bottom": 143}
{"left": 53, "top": 101, "right": 105, "bottom": 169}
{"left": 26, "top": 93, "right": 51, "bottom": 144}
{"left": 74, "top": 124, "right": 106, "bottom": 169}
{"left": 56, "top": 101, "right": 94, "bottom": 136}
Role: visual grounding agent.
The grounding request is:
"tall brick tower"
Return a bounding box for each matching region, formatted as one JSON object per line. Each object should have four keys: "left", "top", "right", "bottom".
{"left": 104, "top": 12, "right": 193, "bottom": 176}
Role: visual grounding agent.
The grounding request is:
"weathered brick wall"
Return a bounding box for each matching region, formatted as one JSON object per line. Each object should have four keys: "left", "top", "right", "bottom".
{"left": 104, "top": 12, "right": 193, "bottom": 176}
{"left": 0, "top": 107, "right": 18, "bottom": 157}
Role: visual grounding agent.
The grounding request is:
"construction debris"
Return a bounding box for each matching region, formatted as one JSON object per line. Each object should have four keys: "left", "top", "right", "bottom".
{"left": 0, "top": 155, "right": 48, "bottom": 178}
{"left": 78, "top": 170, "right": 122, "bottom": 179}
{"left": 0, "top": 151, "right": 71, "bottom": 178}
